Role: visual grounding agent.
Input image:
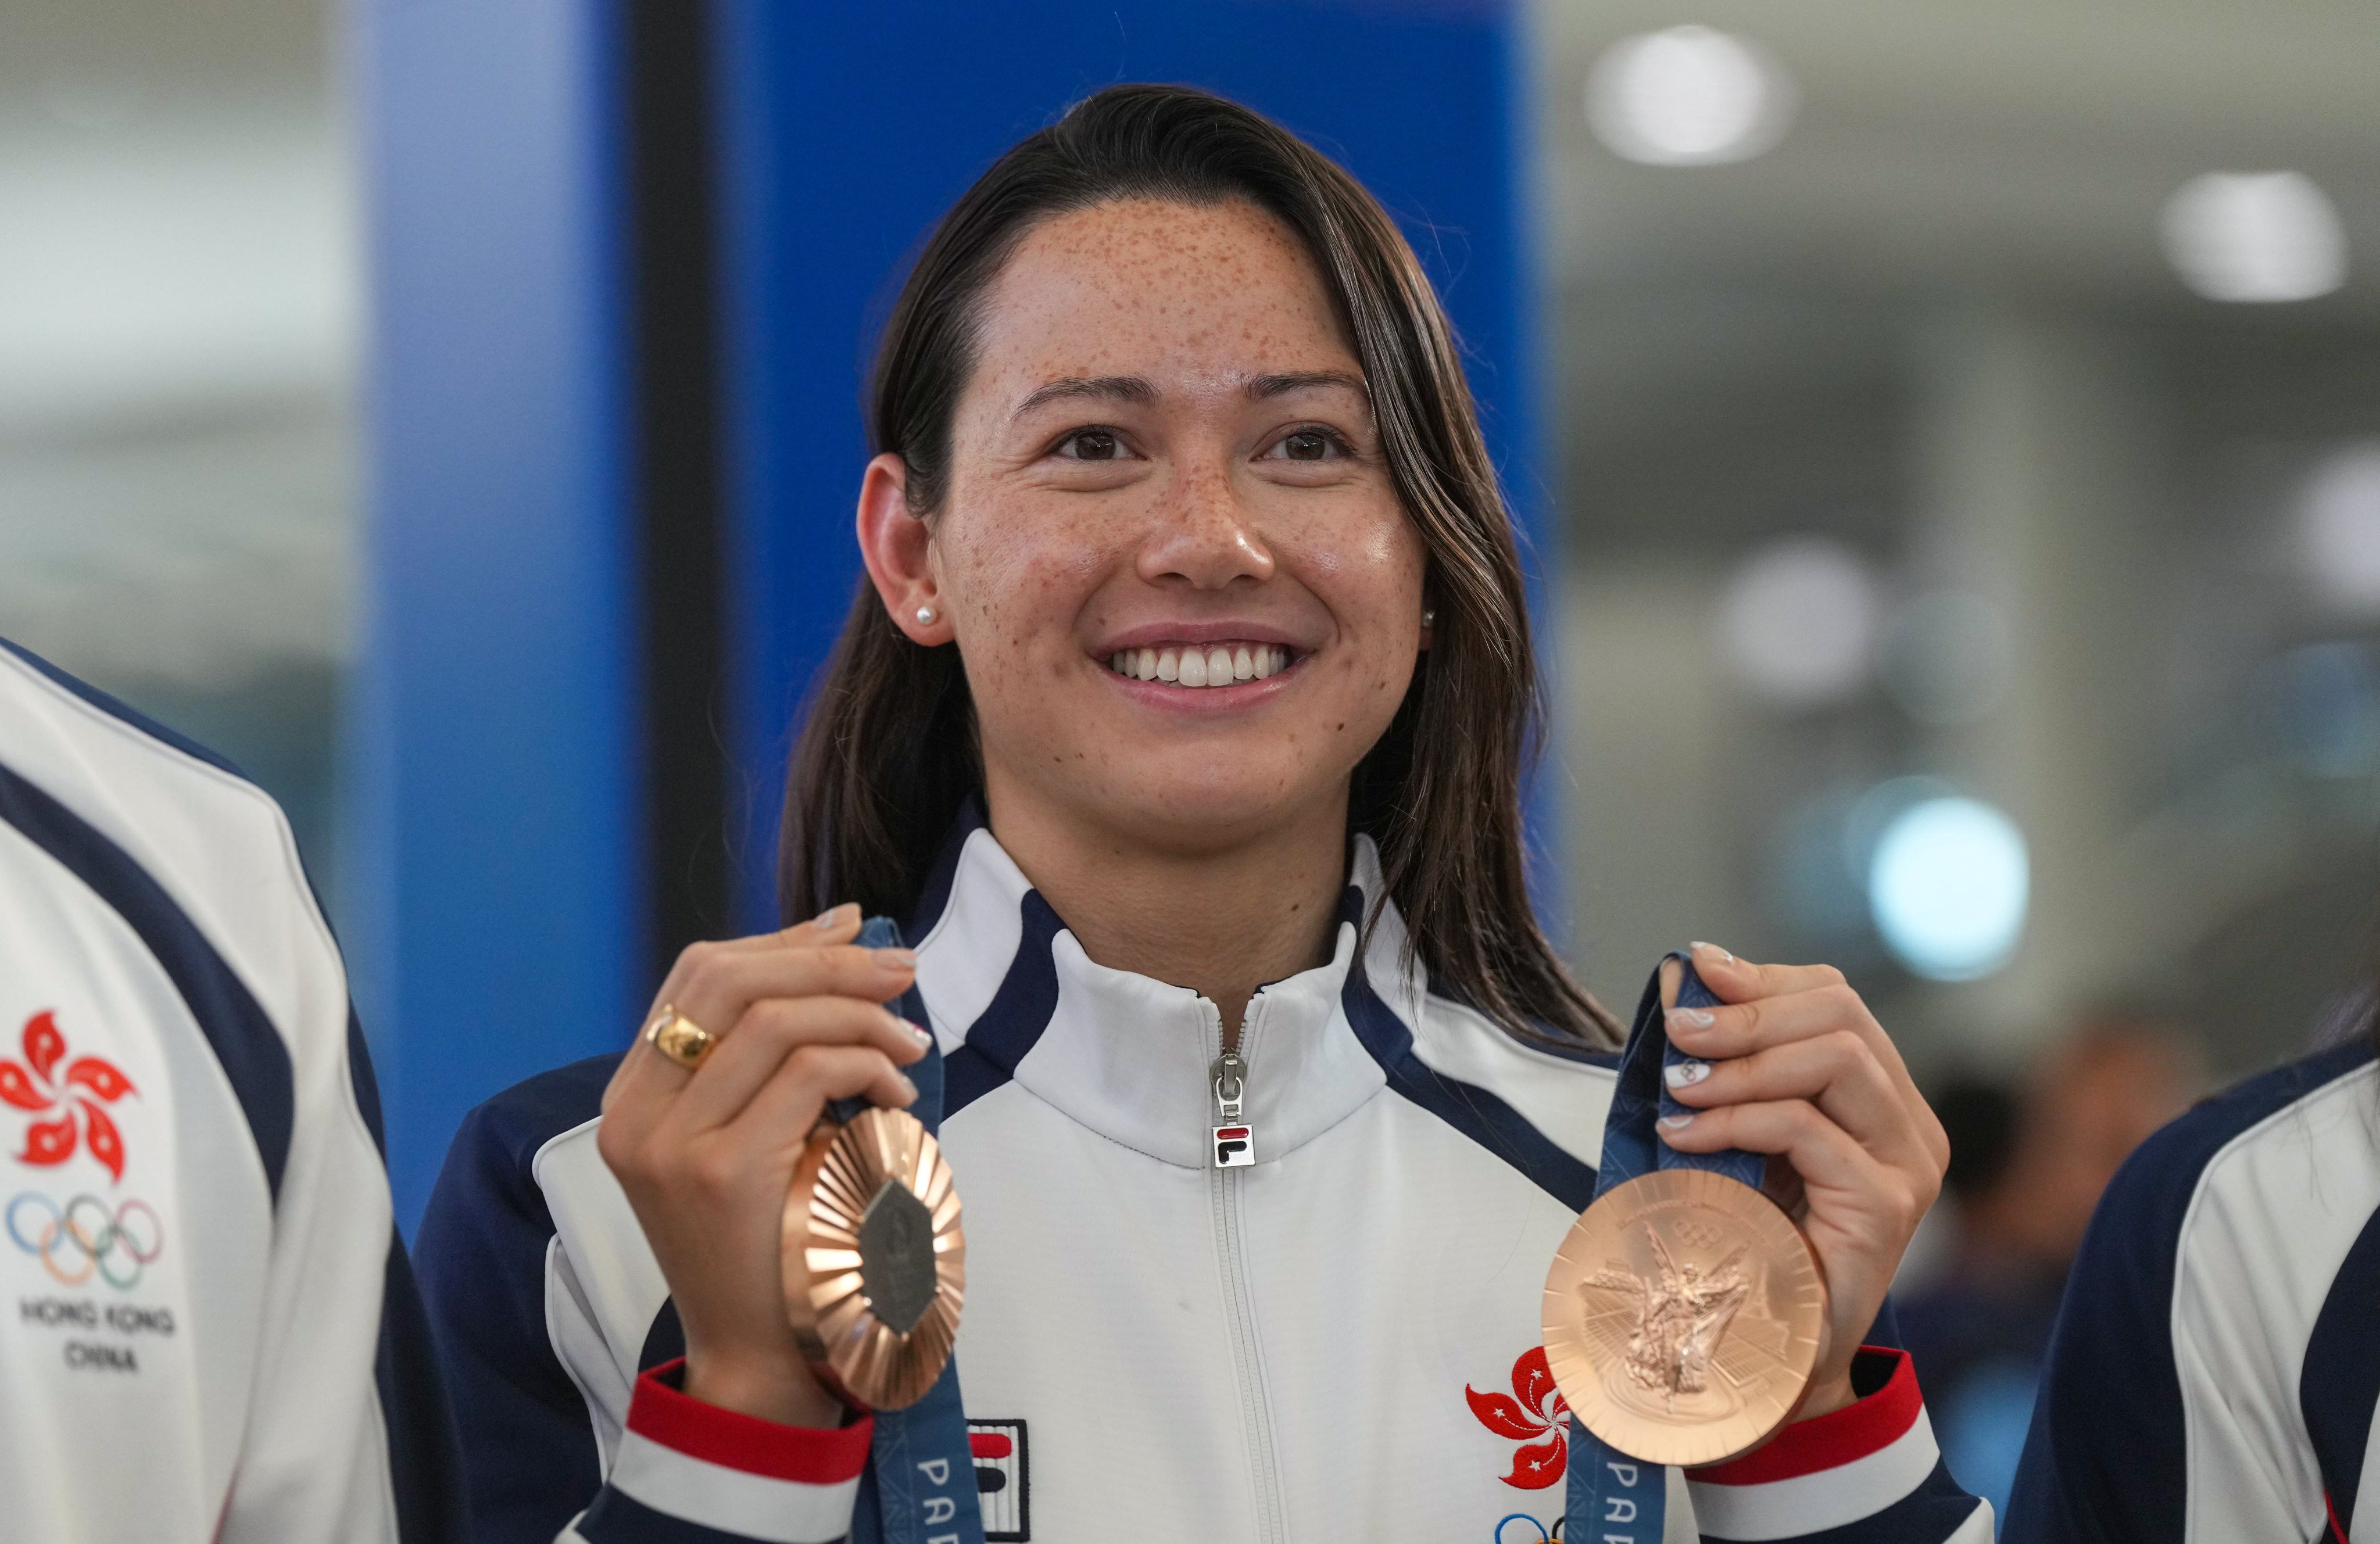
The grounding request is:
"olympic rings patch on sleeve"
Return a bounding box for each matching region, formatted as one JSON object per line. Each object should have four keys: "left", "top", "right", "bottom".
{"left": 7, "top": 1192, "right": 164, "bottom": 1290}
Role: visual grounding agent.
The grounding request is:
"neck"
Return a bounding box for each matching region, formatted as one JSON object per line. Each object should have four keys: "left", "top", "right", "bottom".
{"left": 979, "top": 777, "right": 1349, "bottom": 1047}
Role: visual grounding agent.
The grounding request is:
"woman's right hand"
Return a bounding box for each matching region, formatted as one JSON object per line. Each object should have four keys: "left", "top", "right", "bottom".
{"left": 596, "top": 903, "right": 930, "bottom": 1427}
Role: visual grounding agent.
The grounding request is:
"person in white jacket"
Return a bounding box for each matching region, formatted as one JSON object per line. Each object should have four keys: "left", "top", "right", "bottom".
{"left": 0, "top": 637, "right": 460, "bottom": 1542}
{"left": 415, "top": 84, "right": 1985, "bottom": 1544}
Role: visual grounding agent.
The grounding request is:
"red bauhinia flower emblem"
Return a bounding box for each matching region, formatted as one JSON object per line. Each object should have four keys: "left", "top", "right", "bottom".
{"left": 1467, "top": 1346, "right": 1571, "bottom": 1489}
{"left": 1, "top": 1011, "right": 135, "bottom": 1181}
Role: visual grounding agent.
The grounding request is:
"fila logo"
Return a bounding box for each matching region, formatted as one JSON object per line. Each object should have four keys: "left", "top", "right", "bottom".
{"left": 1212, "top": 1125, "right": 1253, "bottom": 1167}
{"left": 967, "top": 1420, "right": 1028, "bottom": 1540}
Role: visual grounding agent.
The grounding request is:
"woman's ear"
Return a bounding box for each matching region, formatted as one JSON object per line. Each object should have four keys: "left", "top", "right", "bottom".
{"left": 856, "top": 453, "right": 950, "bottom": 644}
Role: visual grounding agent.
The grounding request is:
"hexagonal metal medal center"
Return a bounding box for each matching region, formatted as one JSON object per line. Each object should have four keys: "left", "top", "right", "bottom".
{"left": 856, "top": 1177, "right": 936, "bottom": 1335}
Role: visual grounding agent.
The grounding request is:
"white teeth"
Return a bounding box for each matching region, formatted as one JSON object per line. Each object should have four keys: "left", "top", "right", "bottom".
{"left": 1107, "top": 642, "right": 1294, "bottom": 686}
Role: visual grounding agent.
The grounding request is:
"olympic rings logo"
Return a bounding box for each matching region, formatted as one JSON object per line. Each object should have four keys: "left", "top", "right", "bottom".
{"left": 6, "top": 1192, "right": 163, "bottom": 1289}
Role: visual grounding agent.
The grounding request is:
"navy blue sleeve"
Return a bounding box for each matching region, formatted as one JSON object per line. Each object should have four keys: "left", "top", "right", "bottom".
{"left": 413, "top": 1056, "right": 619, "bottom": 1544}
{"left": 2006, "top": 1040, "right": 2374, "bottom": 1541}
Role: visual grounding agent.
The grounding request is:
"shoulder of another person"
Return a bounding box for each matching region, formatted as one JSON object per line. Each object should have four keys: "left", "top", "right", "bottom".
{"left": 2063, "top": 1035, "right": 2380, "bottom": 1335}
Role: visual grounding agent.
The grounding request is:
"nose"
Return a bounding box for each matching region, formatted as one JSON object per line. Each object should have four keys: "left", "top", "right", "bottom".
{"left": 1137, "top": 456, "right": 1275, "bottom": 590}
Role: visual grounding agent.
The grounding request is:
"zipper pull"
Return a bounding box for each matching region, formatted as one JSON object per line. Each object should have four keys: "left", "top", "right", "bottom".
{"left": 1212, "top": 1048, "right": 1255, "bottom": 1168}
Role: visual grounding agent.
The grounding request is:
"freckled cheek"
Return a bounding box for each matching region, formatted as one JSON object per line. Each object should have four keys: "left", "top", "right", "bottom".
{"left": 942, "top": 506, "right": 1116, "bottom": 653}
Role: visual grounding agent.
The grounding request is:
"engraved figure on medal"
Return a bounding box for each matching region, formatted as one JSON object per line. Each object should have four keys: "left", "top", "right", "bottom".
{"left": 1544, "top": 1167, "right": 1826, "bottom": 1467}
{"left": 1577, "top": 1210, "right": 1777, "bottom": 1423}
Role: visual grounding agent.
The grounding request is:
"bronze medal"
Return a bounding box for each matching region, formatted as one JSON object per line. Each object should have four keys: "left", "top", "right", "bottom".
{"left": 1542, "top": 1167, "right": 1827, "bottom": 1468}
{"left": 782, "top": 1105, "right": 965, "bottom": 1411}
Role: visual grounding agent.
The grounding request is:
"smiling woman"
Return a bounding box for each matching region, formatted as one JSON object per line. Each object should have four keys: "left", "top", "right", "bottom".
{"left": 789, "top": 101, "right": 1602, "bottom": 1054}
{"left": 415, "top": 84, "right": 1980, "bottom": 1544}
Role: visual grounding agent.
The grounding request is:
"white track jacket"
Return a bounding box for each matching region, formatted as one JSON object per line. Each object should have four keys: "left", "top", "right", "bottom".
{"left": 418, "top": 813, "right": 1991, "bottom": 1544}
{"left": 0, "top": 640, "right": 456, "bottom": 1542}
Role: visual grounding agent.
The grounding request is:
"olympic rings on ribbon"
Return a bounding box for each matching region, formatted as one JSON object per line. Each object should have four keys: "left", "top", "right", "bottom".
{"left": 6, "top": 1192, "right": 163, "bottom": 1289}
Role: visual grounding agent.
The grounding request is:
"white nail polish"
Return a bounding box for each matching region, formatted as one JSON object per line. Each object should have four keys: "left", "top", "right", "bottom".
{"left": 1180, "top": 649, "right": 1208, "bottom": 687}
{"left": 1663, "top": 1059, "right": 1710, "bottom": 1088}
{"left": 1658, "top": 1112, "right": 1697, "bottom": 1131}
{"left": 1669, "top": 1007, "right": 1715, "bottom": 1030}
{"left": 1157, "top": 648, "right": 1180, "bottom": 682}
{"left": 905, "top": 1020, "right": 932, "bottom": 1046}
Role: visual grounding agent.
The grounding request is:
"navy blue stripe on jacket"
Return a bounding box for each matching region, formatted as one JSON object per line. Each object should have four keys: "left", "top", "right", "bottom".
{"left": 0, "top": 758, "right": 297, "bottom": 1197}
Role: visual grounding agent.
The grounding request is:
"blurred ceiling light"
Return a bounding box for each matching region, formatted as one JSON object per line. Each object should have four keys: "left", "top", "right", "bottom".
{"left": 2159, "top": 172, "right": 2347, "bottom": 303}
{"left": 1867, "top": 794, "right": 2029, "bottom": 981}
{"left": 2299, "top": 442, "right": 2380, "bottom": 615}
{"left": 1586, "top": 25, "right": 1796, "bottom": 167}
{"left": 1876, "top": 590, "right": 2015, "bottom": 726}
{"left": 1717, "top": 536, "right": 1877, "bottom": 708}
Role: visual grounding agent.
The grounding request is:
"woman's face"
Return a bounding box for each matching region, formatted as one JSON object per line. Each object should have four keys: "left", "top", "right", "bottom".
{"left": 900, "top": 197, "right": 1426, "bottom": 857}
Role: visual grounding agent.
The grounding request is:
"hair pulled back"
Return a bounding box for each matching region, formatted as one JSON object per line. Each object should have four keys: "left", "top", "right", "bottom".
{"left": 781, "top": 82, "right": 1617, "bottom": 1050}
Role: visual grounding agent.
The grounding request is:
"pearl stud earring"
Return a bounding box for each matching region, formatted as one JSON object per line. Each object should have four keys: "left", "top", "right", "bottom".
{"left": 915, "top": 606, "right": 937, "bottom": 625}
{"left": 1422, "top": 607, "right": 1436, "bottom": 626}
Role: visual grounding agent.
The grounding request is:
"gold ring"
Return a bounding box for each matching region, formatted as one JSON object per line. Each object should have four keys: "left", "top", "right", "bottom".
{"left": 645, "top": 1005, "right": 715, "bottom": 1072}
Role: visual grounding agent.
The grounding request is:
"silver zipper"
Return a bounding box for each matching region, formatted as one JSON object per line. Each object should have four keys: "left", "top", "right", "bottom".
{"left": 1208, "top": 1003, "right": 1287, "bottom": 1543}
{"left": 1212, "top": 1047, "right": 1254, "bottom": 1167}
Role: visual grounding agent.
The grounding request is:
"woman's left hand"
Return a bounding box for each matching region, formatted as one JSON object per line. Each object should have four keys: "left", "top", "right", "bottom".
{"left": 1655, "top": 941, "right": 1950, "bottom": 1421}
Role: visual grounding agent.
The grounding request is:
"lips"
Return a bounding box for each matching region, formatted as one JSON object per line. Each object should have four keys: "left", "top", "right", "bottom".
{"left": 1105, "top": 642, "right": 1291, "bottom": 687}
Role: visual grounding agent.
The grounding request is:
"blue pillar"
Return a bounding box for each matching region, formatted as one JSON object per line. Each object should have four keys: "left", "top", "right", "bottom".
{"left": 352, "top": 0, "right": 640, "bottom": 1229}
{"left": 711, "top": 0, "right": 1550, "bottom": 936}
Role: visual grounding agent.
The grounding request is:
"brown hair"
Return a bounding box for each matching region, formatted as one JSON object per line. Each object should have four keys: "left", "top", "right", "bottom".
{"left": 781, "top": 83, "right": 1618, "bottom": 1051}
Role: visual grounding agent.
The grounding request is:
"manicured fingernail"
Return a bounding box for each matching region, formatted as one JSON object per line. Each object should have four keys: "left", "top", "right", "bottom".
{"left": 875, "top": 947, "right": 917, "bottom": 969}
{"left": 813, "top": 903, "right": 857, "bottom": 930}
{"left": 1667, "top": 1007, "right": 1715, "bottom": 1031}
{"left": 1663, "top": 1059, "right": 1710, "bottom": 1088}
{"left": 1691, "top": 940, "right": 1735, "bottom": 964}
{"left": 1658, "top": 1112, "right": 1697, "bottom": 1131}
{"left": 903, "top": 1019, "right": 932, "bottom": 1047}
{"left": 896, "top": 1073, "right": 919, "bottom": 1102}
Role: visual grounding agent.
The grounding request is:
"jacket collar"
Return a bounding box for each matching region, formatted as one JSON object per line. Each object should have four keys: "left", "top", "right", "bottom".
{"left": 908, "top": 814, "right": 1397, "bottom": 1169}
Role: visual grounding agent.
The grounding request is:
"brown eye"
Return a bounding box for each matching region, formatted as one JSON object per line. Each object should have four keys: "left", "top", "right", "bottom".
{"left": 1282, "top": 430, "right": 1331, "bottom": 461}
{"left": 1062, "top": 429, "right": 1121, "bottom": 460}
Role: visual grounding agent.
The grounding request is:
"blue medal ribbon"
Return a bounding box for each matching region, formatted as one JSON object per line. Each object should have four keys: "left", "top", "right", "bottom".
{"left": 839, "top": 917, "right": 985, "bottom": 1544}
{"left": 1566, "top": 951, "right": 1767, "bottom": 1543}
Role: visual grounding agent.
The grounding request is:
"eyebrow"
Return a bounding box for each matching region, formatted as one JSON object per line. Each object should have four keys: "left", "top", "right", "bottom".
{"left": 1009, "top": 370, "right": 1370, "bottom": 422}
{"left": 1010, "top": 375, "right": 1157, "bottom": 420}
{"left": 1246, "top": 371, "right": 1368, "bottom": 401}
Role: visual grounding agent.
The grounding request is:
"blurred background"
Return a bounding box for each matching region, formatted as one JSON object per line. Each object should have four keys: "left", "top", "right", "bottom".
{"left": 5, "top": 0, "right": 2377, "bottom": 1507}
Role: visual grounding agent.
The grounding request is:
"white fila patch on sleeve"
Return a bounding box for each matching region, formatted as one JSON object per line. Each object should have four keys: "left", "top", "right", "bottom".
{"left": 969, "top": 1420, "right": 1029, "bottom": 1540}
